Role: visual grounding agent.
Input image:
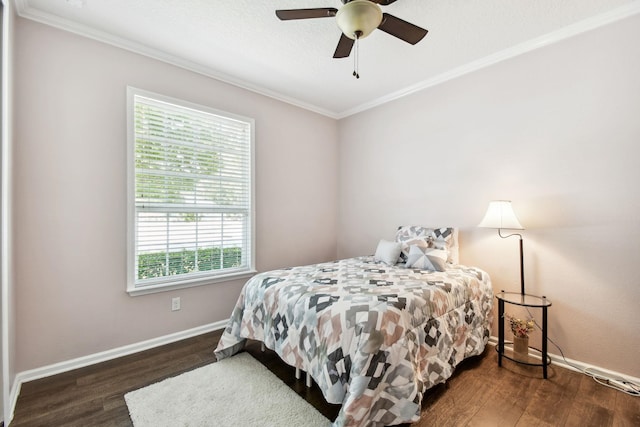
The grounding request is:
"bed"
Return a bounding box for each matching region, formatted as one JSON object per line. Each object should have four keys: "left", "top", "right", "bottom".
{"left": 215, "top": 227, "right": 493, "bottom": 427}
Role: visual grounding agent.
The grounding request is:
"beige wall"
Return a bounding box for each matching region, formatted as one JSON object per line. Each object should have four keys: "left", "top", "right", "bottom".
{"left": 10, "top": 8, "right": 640, "bottom": 383}
{"left": 1, "top": 0, "right": 16, "bottom": 422}
{"left": 13, "top": 18, "right": 338, "bottom": 372}
{"left": 338, "top": 14, "right": 640, "bottom": 377}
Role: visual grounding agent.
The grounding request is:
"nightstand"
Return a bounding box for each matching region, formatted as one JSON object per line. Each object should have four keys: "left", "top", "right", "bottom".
{"left": 496, "top": 291, "right": 552, "bottom": 378}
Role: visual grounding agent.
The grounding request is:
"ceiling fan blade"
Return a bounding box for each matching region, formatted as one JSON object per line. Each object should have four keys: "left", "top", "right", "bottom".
{"left": 276, "top": 8, "right": 338, "bottom": 20}
{"left": 369, "top": 0, "right": 398, "bottom": 5}
{"left": 378, "top": 13, "right": 428, "bottom": 45}
{"left": 333, "top": 33, "right": 355, "bottom": 58}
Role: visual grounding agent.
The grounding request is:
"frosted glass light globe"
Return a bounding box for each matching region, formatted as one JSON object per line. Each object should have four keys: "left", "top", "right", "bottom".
{"left": 336, "top": 0, "right": 383, "bottom": 40}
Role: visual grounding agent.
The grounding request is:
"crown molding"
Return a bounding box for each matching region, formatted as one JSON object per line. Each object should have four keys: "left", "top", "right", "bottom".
{"left": 336, "top": 2, "right": 640, "bottom": 118}
{"left": 13, "top": 0, "right": 339, "bottom": 119}
{"left": 12, "top": 1, "right": 640, "bottom": 119}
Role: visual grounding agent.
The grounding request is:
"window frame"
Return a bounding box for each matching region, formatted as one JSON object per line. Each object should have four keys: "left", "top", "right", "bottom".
{"left": 126, "top": 87, "right": 256, "bottom": 296}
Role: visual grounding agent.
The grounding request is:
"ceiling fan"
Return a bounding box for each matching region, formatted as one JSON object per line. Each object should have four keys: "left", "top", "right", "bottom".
{"left": 275, "top": 0, "right": 428, "bottom": 62}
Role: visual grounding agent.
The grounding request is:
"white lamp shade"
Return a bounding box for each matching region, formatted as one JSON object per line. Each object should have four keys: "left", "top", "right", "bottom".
{"left": 478, "top": 200, "right": 524, "bottom": 230}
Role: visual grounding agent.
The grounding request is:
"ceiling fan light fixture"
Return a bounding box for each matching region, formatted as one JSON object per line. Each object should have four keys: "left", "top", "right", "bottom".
{"left": 336, "top": 0, "right": 383, "bottom": 40}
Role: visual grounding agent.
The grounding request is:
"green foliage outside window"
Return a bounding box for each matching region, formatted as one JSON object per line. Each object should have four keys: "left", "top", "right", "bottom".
{"left": 137, "top": 247, "right": 242, "bottom": 280}
{"left": 134, "top": 102, "right": 224, "bottom": 208}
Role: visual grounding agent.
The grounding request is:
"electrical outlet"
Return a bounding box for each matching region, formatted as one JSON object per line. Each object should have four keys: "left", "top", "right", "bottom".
{"left": 171, "top": 297, "right": 181, "bottom": 311}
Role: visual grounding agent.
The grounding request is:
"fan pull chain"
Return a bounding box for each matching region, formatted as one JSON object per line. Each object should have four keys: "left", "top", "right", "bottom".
{"left": 353, "top": 31, "right": 361, "bottom": 79}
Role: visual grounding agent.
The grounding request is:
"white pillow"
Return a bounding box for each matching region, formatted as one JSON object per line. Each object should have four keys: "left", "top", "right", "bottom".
{"left": 374, "top": 239, "right": 402, "bottom": 265}
{"left": 405, "top": 245, "right": 448, "bottom": 272}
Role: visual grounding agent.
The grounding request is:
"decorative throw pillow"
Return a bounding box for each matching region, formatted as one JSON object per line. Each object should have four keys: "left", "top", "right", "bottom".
{"left": 395, "top": 226, "right": 458, "bottom": 264}
{"left": 374, "top": 239, "right": 402, "bottom": 265}
{"left": 405, "top": 245, "right": 448, "bottom": 272}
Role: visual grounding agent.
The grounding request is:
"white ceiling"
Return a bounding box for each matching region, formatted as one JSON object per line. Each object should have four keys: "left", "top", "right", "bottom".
{"left": 15, "top": 0, "right": 639, "bottom": 118}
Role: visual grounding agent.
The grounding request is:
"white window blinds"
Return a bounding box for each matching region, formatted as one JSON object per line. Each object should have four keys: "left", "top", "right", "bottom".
{"left": 127, "top": 88, "right": 254, "bottom": 293}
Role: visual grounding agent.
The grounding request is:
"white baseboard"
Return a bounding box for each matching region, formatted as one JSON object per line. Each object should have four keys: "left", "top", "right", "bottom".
{"left": 7, "top": 320, "right": 228, "bottom": 425}
{"left": 487, "top": 336, "right": 640, "bottom": 384}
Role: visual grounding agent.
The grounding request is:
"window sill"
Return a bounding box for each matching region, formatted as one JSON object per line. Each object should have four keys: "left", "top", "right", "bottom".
{"left": 127, "top": 269, "right": 257, "bottom": 296}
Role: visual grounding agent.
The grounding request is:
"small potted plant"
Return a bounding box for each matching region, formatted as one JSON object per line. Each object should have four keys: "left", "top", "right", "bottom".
{"left": 504, "top": 313, "right": 535, "bottom": 361}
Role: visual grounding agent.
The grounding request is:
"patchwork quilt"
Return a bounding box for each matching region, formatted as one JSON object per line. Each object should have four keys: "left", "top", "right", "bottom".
{"left": 215, "top": 256, "right": 493, "bottom": 427}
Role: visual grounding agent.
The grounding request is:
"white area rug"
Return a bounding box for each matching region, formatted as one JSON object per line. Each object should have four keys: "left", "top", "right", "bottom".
{"left": 125, "top": 352, "right": 332, "bottom": 427}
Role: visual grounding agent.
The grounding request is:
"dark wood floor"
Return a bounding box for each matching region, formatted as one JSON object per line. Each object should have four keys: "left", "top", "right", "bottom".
{"left": 10, "top": 329, "right": 639, "bottom": 426}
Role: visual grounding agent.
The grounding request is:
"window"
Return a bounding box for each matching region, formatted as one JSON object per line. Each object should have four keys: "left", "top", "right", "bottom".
{"left": 127, "top": 87, "right": 255, "bottom": 295}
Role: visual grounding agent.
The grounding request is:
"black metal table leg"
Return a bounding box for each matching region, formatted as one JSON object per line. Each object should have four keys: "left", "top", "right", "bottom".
{"left": 498, "top": 296, "right": 504, "bottom": 367}
{"left": 542, "top": 304, "right": 548, "bottom": 379}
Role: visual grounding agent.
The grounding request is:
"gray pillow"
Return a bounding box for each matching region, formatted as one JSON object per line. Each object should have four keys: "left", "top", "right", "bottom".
{"left": 405, "top": 245, "right": 447, "bottom": 272}
{"left": 395, "top": 226, "right": 458, "bottom": 264}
